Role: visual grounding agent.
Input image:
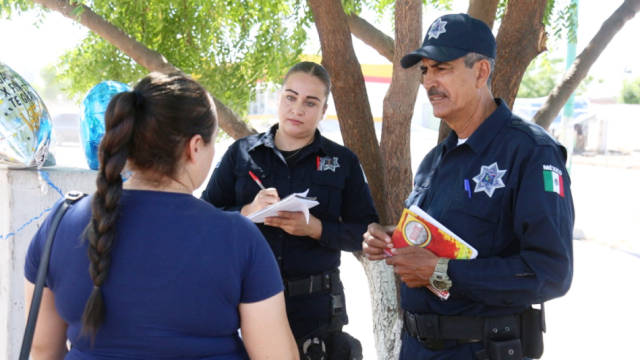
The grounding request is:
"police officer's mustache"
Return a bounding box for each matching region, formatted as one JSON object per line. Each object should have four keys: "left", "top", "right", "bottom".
{"left": 428, "top": 88, "right": 447, "bottom": 97}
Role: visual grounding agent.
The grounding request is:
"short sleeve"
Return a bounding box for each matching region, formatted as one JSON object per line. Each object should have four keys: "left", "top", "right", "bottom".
{"left": 24, "top": 198, "right": 65, "bottom": 284}
{"left": 237, "top": 216, "right": 283, "bottom": 303}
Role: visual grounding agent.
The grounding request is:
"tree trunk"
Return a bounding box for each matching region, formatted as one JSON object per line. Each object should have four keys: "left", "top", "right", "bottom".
{"left": 533, "top": 0, "right": 640, "bottom": 129}
{"left": 362, "top": 0, "right": 424, "bottom": 358}
{"left": 436, "top": 1, "right": 501, "bottom": 143}
{"left": 307, "top": 0, "right": 390, "bottom": 224}
{"left": 346, "top": 13, "right": 395, "bottom": 63}
{"left": 29, "top": 0, "right": 256, "bottom": 140}
{"left": 492, "top": 0, "right": 548, "bottom": 109}
{"left": 381, "top": 0, "right": 422, "bottom": 227}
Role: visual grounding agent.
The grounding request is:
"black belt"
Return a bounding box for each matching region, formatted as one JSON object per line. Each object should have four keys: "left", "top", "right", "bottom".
{"left": 284, "top": 269, "right": 340, "bottom": 297}
{"left": 403, "top": 310, "right": 522, "bottom": 351}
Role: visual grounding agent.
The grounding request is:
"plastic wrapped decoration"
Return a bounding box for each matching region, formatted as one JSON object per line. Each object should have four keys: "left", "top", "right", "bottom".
{"left": 79, "top": 81, "right": 131, "bottom": 170}
{"left": 0, "top": 61, "right": 53, "bottom": 168}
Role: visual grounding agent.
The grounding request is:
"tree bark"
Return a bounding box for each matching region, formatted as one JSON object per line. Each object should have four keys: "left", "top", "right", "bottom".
{"left": 533, "top": 0, "right": 640, "bottom": 129}
{"left": 492, "top": 0, "right": 548, "bottom": 109}
{"left": 29, "top": 0, "right": 256, "bottom": 140}
{"left": 467, "top": 0, "right": 500, "bottom": 30}
{"left": 346, "top": 13, "right": 395, "bottom": 63}
{"left": 436, "top": 1, "right": 501, "bottom": 143}
{"left": 365, "top": 0, "right": 422, "bottom": 357}
{"left": 308, "top": 0, "right": 390, "bottom": 224}
{"left": 381, "top": 0, "right": 421, "bottom": 226}
{"left": 309, "top": 1, "right": 404, "bottom": 358}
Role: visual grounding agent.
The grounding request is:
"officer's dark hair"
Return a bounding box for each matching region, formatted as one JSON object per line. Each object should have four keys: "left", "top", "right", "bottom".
{"left": 463, "top": 52, "right": 495, "bottom": 90}
{"left": 282, "top": 61, "right": 332, "bottom": 106}
{"left": 81, "top": 72, "right": 217, "bottom": 341}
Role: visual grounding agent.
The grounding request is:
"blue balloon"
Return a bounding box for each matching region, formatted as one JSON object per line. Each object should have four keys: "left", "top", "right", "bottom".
{"left": 79, "top": 81, "right": 131, "bottom": 170}
{"left": 0, "top": 61, "right": 53, "bottom": 168}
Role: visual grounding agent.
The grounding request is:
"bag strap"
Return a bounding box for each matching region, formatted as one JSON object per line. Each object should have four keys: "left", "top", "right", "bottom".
{"left": 19, "top": 190, "right": 86, "bottom": 360}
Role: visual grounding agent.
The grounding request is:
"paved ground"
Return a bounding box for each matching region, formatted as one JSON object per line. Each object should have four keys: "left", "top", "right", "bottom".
{"left": 54, "top": 125, "right": 640, "bottom": 359}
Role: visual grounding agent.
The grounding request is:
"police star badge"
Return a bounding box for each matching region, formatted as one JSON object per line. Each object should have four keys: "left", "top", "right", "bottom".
{"left": 428, "top": 18, "right": 447, "bottom": 39}
{"left": 319, "top": 156, "right": 340, "bottom": 172}
{"left": 472, "top": 162, "right": 506, "bottom": 197}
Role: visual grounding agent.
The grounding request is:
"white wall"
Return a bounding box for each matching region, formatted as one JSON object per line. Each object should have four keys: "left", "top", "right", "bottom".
{"left": 0, "top": 166, "right": 96, "bottom": 360}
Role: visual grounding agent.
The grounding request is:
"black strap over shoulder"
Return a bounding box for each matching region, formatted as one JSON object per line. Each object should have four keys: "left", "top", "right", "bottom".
{"left": 19, "top": 191, "right": 86, "bottom": 360}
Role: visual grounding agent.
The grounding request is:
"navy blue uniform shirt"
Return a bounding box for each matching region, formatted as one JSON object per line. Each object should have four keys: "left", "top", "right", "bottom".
{"left": 202, "top": 124, "right": 379, "bottom": 338}
{"left": 403, "top": 99, "right": 574, "bottom": 318}
{"left": 202, "top": 125, "right": 378, "bottom": 278}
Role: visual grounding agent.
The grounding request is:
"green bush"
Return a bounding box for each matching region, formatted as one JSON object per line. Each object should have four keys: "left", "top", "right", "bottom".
{"left": 621, "top": 76, "right": 640, "bottom": 104}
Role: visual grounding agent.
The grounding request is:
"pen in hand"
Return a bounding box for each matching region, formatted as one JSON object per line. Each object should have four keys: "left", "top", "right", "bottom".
{"left": 249, "top": 171, "right": 266, "bottom": 190}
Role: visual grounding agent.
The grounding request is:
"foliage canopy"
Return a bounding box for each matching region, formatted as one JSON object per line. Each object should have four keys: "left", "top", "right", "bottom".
{"left": 2, "top": 0, "right": 312, "bottom": 118}
{"left": 1, "top": 0, "right": 581, "bottom": 119}
{"left": 621, "top": 76, "right": 640, "bottom": 104}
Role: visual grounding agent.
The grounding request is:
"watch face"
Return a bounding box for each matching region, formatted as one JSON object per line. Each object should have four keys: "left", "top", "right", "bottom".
{"left": 433, "top": 280, "right": 448, "bottom": 291}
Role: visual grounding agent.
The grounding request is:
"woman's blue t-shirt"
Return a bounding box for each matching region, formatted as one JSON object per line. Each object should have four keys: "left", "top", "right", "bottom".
{"left": 25, "top": 190, "right": 283, "bottom": 360}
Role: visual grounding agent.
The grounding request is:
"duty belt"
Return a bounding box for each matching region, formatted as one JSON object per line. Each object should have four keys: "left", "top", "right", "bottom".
{"left": 284, "top": 269, "right": 340, "bottom": 297}
{"left": 403, "top": 310, "right": 522, "bottom": 351}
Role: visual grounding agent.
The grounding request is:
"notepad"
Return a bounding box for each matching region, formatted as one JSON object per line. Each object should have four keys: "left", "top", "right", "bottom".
{"left": 247, "top": 189, "right": 319, "bottom": 224}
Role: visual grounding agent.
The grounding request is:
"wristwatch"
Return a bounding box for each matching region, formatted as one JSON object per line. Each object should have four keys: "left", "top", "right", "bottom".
{"left": 429, "top": 258, "right": 452, "bottom": 291}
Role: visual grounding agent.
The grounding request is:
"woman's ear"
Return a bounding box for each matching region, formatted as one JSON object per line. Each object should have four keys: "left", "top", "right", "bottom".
{"left": 186, "top": 134, "right": 204, "bottom": 164}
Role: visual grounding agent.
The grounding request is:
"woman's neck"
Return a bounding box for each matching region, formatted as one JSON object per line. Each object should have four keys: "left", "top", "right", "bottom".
{"left": 274, "top": 129, "right": 315, "bottom": 151}
{"left": 123, "top": 171, "right": 192, "bottom": 194}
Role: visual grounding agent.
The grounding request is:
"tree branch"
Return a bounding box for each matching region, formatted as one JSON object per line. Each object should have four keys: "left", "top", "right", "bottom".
{"left": 492, "top": 0, "right": 548, "bottom": 109}
{"left": 308, "top": 0, "right": 390, "bottom": 224}
{"left": 346, "top": 13, "right": 395, "bottom": 63}
{"left": 533, "top": 0, "right": 640, "bottom": 129}
{"left": 467, "top": 0, "right": 500, "bottom": 29}
{"left": 30, "top": 0, "right": 256, "bottom": 140}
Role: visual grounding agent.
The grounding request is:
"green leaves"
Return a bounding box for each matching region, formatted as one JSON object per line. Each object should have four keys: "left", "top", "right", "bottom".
{"left": 22, "top": 0, "right": 310, "bottom": 121}
{"left": 544, "top": 0, "right": 579, "bottom": 44}
{"left": 621, "top": 76, "right": 640, "bottom": 104}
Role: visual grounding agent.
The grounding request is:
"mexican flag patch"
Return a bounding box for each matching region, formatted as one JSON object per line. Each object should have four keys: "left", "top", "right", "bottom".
{"left": 543, "top": 165, "right": 564, "bottom": 197}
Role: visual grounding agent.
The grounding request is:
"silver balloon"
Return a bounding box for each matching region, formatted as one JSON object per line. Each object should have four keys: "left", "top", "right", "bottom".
{"left": 79, "top": 81, "right": 131, "bottom": 170}
{"left": 0, "top": 61, "right": 53, "bottom": 168}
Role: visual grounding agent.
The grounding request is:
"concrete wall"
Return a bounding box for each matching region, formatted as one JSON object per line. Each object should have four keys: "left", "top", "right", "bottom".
{"left": 0, "top": 166, "right": 95, "bottom": 360}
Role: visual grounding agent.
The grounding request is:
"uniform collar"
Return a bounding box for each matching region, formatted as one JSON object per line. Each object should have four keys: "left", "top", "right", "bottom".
{"left": 444, "top": 98, "right": 511, "bottom": 156}
{"left": 250, "top": 124, "right": 324, "bottom": 155}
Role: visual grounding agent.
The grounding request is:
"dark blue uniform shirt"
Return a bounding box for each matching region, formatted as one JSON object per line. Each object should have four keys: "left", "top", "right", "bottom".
{"left": 403, "top": 99, "right": 574, "bottom": 318}
{"left": 201, "top": 124, "right": 379, "bottom": 338}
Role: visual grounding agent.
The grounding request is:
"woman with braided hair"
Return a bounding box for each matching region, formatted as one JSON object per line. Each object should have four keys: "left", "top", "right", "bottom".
{"left": 24, "top": 72, "right": 298, "bottom": 360}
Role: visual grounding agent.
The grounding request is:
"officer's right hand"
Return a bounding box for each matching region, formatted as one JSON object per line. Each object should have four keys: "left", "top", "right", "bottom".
{"left": 363, "top": 223, "right": 395, "bottom": 261}
{"left": 241, "top": 188, "right": 280, "bottom": 216}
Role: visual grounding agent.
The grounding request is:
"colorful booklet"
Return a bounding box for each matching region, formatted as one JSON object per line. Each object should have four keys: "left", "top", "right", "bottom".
{"left": 385, "top": 205, "right": 478, "bottom": 299}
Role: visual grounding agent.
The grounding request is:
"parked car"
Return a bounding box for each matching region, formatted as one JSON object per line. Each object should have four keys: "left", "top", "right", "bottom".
{"left": 52, "top": 113, "right": 79, "bottom": 144}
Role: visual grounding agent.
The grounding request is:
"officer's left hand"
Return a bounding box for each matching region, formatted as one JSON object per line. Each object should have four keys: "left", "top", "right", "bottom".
{"left": 385, "top": 246, "right": 440, "bottom": 288}
{"left": 264, "top": 211, "right": 323, "bottom": 240}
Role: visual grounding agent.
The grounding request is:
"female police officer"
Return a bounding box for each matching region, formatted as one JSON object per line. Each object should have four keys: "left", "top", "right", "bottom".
{"left": 202, "top": 62, "right": 378, "bottom": 359}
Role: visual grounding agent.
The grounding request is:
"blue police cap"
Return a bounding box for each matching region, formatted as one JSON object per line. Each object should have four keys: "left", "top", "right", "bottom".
{"left": 401, "top": 13, "right": 496, "bottom": 69}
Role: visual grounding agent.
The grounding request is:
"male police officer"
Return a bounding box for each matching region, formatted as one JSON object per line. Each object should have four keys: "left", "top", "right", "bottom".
{"left": 363, "top": 14, "right": 574, "bottom": 360}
